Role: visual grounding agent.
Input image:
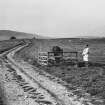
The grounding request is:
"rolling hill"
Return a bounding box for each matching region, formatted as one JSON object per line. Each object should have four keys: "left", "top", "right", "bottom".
{"left": 0, "top": 30, "right": 52, "bottom": 40}
{"left": 0, "top": 30, "right": 35, "bottom": 40}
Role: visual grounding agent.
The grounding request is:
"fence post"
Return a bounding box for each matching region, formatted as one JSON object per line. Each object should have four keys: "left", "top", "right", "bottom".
{"left": 75, "top": 52, "right": 78, "bottom": 67}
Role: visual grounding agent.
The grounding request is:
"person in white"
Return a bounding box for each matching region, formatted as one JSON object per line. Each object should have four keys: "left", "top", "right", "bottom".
{"left": 82, "top": 44, "right": 89, "bottom": 67}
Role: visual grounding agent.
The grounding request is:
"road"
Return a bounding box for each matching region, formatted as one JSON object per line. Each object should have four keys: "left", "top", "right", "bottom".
{"left": 0, "top": 44, "right": 100, "bottom": 105}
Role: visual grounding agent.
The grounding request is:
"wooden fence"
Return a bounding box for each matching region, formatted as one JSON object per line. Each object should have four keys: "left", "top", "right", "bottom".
{"left": 38, "top": 51, "right": 78, "bottom": 66}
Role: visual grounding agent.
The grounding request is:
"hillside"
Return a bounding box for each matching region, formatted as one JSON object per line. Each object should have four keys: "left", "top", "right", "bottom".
{"left": 0, "top": 30, "right": 35, "bottom": 40}
{"left": 0, "top": 30, "right": 52, "bottom": 40}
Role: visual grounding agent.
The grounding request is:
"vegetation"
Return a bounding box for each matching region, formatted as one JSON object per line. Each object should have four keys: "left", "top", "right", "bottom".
{"left": 0, "top": 39, "right": 24, "bottom": 53}
{"left": 10, "top": 36, "right": 16, "bottom": 40}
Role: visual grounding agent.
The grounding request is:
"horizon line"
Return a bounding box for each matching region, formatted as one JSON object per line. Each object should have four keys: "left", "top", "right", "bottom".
{"left": 0, "top": 29, "right": 105, "bottom": 39}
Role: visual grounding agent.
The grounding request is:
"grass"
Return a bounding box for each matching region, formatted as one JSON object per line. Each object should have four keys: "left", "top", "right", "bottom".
{"left": 0, "top": 39, "right": 25, "bottom": 53}
{"left": 14, "top": 38, "right": 105, "bottom": 101}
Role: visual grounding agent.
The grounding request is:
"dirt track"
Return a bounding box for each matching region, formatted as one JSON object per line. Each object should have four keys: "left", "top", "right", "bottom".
{"left": 0, "top": 44, "right": 103, "bottom": 105}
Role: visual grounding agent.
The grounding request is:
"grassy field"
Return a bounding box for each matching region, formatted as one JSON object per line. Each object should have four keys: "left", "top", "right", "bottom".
{"left": 15, "top": 38, "right": 105, "bottom": 101}
{"left": 0, "top": 39, "right": 26, "bottom": 53}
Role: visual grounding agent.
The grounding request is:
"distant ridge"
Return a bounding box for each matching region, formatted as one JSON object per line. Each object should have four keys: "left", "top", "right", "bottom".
{"left": 75, "top": 35, "right": 105, "bottom": 39}
{"left": 0, "top": 30, "right": 52, "bottom": 40}
{"left": 0, "top": 30, "right": 34, "bottom": 40}
{"left": 0, "top": 30, "right": 104, "bottom": 40}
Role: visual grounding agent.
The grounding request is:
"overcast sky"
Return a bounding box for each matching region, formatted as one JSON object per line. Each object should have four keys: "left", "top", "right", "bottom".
{"left": 0, "top": 0, "right": 105, "bottom": 38}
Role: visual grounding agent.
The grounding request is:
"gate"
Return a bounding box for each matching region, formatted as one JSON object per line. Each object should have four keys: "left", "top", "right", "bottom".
{"left": 48, "top": 51, "right": 78, "bottom": 66}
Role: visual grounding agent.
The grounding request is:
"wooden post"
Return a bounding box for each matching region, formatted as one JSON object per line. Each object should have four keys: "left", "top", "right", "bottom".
{"left": 38, "top": 52, "right": 48, "bottom": 66}
{"left": 75, "top": 52, "right": 78, "bottom": 67}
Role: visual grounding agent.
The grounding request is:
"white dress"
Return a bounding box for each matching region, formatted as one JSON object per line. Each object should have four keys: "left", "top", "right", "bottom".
{"left": 82, "top": 48, "right": 89, "bottom": 61}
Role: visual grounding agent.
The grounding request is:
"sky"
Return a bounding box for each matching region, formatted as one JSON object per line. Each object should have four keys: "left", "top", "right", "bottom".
{"left": 0, "top": 0, "right": 105, "bottom": 38}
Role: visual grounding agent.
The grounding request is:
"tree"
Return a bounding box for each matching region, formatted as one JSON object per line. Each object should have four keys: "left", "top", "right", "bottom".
{"left": 10, "top": 36, "right": 16, "bottom": 40}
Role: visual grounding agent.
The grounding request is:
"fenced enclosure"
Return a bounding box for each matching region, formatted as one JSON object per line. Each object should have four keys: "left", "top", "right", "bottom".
{"left": 38, "top": 51, "right": 78, "bottom": 66}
